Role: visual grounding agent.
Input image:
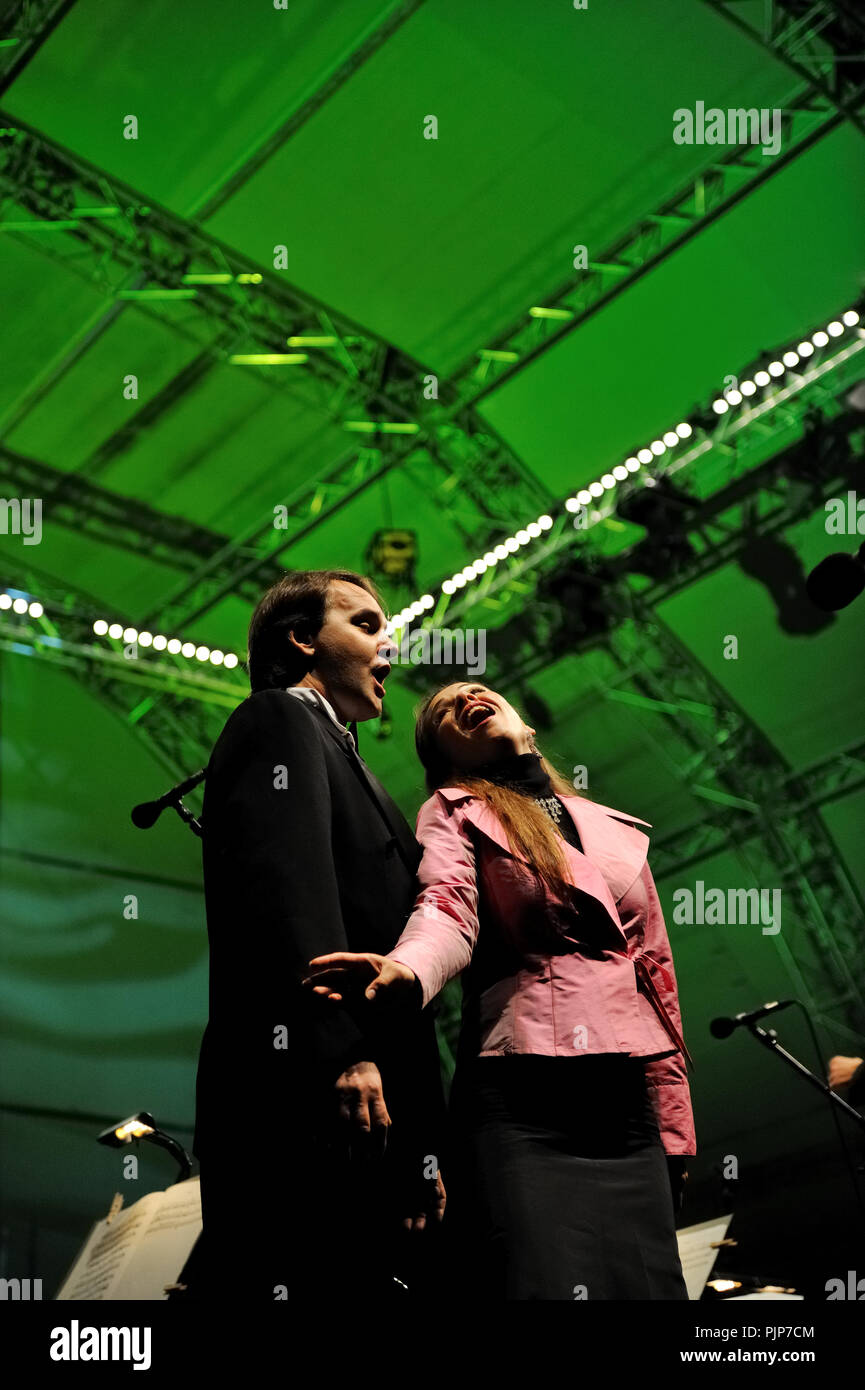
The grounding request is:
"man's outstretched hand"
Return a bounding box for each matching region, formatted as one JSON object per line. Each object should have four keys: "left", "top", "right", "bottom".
{"left": 304, "top": 951, "right": 417, "bottom": 1005}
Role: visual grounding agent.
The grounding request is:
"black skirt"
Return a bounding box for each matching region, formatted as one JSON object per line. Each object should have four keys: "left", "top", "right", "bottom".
{"left": 445, "top": 1053, "right": 689, "bottom": 1301}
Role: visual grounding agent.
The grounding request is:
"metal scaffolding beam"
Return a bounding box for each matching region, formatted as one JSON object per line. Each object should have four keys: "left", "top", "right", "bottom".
{"left": 0, "top": 112, "right": 551, "bottom": 598}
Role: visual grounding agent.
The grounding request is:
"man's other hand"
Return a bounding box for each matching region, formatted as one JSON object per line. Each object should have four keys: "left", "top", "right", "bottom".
{"left": 334, "top": 1059, "right": 391, "bottom": 1158}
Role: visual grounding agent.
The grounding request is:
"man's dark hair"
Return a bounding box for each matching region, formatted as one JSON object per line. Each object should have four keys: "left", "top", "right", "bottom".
{"left": 247, "top": 569, "right": 384, "bottom": 693}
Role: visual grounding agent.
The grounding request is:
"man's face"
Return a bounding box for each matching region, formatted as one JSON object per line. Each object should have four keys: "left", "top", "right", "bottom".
{"left": 425, "top": 682, "right": 535, "bottom": 772}
{"left": 296, "top": 580, "right": 391, "bottom": 723}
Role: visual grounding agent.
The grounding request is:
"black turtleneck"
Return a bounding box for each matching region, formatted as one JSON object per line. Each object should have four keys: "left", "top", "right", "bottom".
{"left": 469, "top": 751, "right": 582, "bottom": 852}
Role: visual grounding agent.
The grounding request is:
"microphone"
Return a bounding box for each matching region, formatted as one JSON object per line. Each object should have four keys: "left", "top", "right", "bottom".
{"left": 710, "top": 1000, "right": 795, "bottom": 1039}
{"left": 805, "top": 544, "right": 865, "bottom": 611}
{"left": 131, "top": 768, "right": 208, "bottom": 830}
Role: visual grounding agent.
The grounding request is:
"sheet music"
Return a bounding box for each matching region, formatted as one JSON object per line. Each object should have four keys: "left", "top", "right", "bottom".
{"left": 56, "top": 1177, "right": 202, "bottom": 1301}
{"left": 676, "top": 1214, "right": 733, "bottom": 1301}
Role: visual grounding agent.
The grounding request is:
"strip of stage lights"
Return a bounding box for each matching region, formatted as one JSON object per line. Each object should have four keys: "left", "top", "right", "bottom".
{"left": 386, "top": 302, "right": 862, "bottom": 633}
{"left": 1, "top": 303, "right": 860, "bottom": 661}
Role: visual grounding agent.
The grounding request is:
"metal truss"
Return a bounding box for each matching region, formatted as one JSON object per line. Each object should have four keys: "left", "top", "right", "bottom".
{"left": 0, "top": 112, "right": 550, "bottom": 603}
{"left": 449, "top": 89, "right": 852, "bottom": 409}
{"left": 704, "top": 0, "right": 865, "bottom": 137}
{"left": 609, "top": 615, "right": 865, "bottom": 1033}
{"left": 650, "top": 737, "right": 865, "bottom": 876}
{"left": 0, "top": 562, "right": 235, "bottom": 784}
{"left": 434, "top": 327, "right": 865, "bottom": 633}
{"left": 0, "top": 0, "right": 77, "bottom": 96}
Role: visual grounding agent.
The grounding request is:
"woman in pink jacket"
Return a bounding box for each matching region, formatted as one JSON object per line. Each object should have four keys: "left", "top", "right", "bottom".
{"left": 308, "top": 680, "right": 696, "bottom": 1300}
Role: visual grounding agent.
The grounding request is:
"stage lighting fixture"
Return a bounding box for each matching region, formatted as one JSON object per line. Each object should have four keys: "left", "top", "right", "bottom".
{"left": 806, "top": 540, "right": 865, "bottom": 612}
{"left": 537, "top": 558, "right": 622, "bottom": 642}
{"left": 738, "top": 534, "right": 834, "bottom": 634}
{"left": 364, "top": 529, "right": 418, "bottom": 586}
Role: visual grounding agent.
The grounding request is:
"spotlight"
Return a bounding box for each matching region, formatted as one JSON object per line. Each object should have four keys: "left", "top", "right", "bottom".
{"left": 806, "top": 540, "right": 865, "bottom": 612}
{"left": 738, "top": 534, "right": 833, "bottom": 633}
{"left": 364, "top": 529, "right": 418, "bottom": 586}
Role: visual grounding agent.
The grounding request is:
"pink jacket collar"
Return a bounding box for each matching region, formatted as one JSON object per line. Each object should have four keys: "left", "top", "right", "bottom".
{"left": 435, "top": 787, "right": 651, "bottom": 905}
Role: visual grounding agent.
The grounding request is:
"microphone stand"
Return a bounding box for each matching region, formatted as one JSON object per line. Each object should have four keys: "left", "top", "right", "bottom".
{"left": 746, "top": 1021, "right": 865, "bottom": 1233}
{"left": 747, "top": 1023, "right": 865, "bottom": 1131}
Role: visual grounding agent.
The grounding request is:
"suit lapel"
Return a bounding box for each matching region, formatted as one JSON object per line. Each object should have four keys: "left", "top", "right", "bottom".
{"left": 308, "top": 704, "right": 420, "bottom": 874}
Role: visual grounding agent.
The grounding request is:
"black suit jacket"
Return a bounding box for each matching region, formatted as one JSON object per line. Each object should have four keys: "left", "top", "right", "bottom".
{"left": 193, "top": 689, "right": 444, "bottom": 1183}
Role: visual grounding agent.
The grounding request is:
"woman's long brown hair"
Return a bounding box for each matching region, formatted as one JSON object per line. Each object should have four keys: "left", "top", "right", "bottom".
{"left": 414, "top": 684, "right": 582, "bottom": 897}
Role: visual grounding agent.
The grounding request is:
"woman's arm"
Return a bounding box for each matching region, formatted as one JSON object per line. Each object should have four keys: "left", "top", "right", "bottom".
{"left": 637, "top": 859, "right": 697, "bottom": 1158}
{"left": 386, "top": 794, "right": 481, "bottom": 1007}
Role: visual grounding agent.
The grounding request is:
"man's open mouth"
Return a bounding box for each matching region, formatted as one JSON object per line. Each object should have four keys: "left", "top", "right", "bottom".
{"left": 460, "top": 701, "right": 495, "bottom": 732}
{"left": 371, "top": 662, "right": 390, "bottom": 699}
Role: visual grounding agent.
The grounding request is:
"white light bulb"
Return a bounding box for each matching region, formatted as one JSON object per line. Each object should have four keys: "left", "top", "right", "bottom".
{"left": 526, "top": 522, "right": 542, "bottom": 538}
{"left": 577, "top": 489, "right": 592, "bottom": 504}
{"left": 675, "top": 424, "right": 691, "bottom": 440}
{"left": 13, "top": 598, "right": 27, "bottom": 613}
{"left": 712, "top": 399, "right": 728, "bottom": 414}
{"left": 93, "top": 618, "right": 108, "bottom": 635}
{"left": 565, "top": 498, "right": 580, "bottom": 513}
{"left": 797, "top": 341, "right": 814, "bottom": 356}
{"left": 638, "top": 447, "right": 653, "bottom": 463}
{"left": 812, "top": 330, "right": 828, "bottom": 347}
{"left": 587, "top": 481, "right": 603, "bottom": 498}
{"left": 494, "top": 543, "right": 509, "bottom": 559}
{"left": 612, "top": 465, "right": 628, "bottom": 481}
{"left": 139, "top": 632, "right": 153, "bottom": 647}
{"left": 473, "top": 559, "right": 488, "bottom": 574}
{"left": 123, "top": 627, "right": 138, "bottom": 642}
{"left": 538, "top": 515, "right": 553, "bottom": 529}
{"left": 783, "top": 350, "right": 799, "bottom": 367}
{"left": 842, "top": 310, "right": 859, "bottom": 327}
{"left": 442, "top": 579, "right": 455, "bottom": 594}
{"left": 725, "top": 390, "right": 742, "bottom": 405}
{"left": 167, "top": 638, "right": 182, "bottom": 654}
{"left": 210, "top": 650, "right": 224, "bottom": 665}
{"left": 196, "top": 645, "right": 210, "bottom": 661}
{"left": 504, "top": 537, "right": 520, "bottom": 553}
{"left": 224, "top": 653, "right": 238, "bottom": 669}
{"left": 767, "top": 361, "right": 784, "bottom": 377}
{"left": 181, "top": 642, "right": 195, "bottom": 657}
{"left": 108, "top": 623, "right": 123, "bottom": 639}
{"left": 650, "top": 441, "right": 665, "bottom": 456}
{"left": 663, "top": 432, "right": 678, "bottom": 447}
{"left": 28, "top": 601, "right": 43, "bottom": 617}
{"left": 827, "top": 320, "right": 843, "bottom": 337}
{"left": 153, "top": 635, "right": 167, "bottom": 650}
{"left": 0, "top": 594, "right": 12, "bottom": 610}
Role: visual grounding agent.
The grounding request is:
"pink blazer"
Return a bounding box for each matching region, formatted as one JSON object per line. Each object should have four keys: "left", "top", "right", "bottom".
{"left": 388, "top": 787, "right": 696, "bottom": 1157}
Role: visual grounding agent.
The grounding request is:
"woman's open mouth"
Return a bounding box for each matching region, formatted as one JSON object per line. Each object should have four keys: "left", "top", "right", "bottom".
{"left": 460, "top": 702, "right": 495, "bottom": 732}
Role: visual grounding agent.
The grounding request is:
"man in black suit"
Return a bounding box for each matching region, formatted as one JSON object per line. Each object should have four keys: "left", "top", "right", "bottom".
{"left": 192, "top": 569, "right": 445, "bottom": 1301}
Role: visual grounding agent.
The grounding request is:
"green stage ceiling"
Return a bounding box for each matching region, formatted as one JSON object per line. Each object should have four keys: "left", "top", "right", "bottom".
{"left": 0, "top": 0, "right": 863, "bottom": 1292}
